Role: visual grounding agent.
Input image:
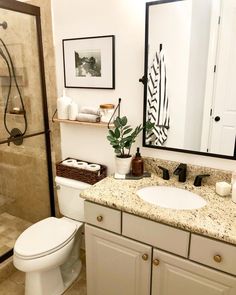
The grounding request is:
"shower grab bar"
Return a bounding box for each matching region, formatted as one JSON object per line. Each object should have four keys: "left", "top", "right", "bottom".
{"left": 0, "top": 129, "right": 50, "bottom": 145}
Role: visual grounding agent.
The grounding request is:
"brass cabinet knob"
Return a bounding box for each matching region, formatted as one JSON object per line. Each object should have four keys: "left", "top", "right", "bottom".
{"left": 142, "top": 254, "right": 149, "bottom": 261}
{"left": 96, "top": 215, "right": 103, "bottom": 222}
{"left": 153, "top": 259, "right": 160, "bottom": 266}
{"left": 213, "top": 255, "right": 222, "bottom": 263}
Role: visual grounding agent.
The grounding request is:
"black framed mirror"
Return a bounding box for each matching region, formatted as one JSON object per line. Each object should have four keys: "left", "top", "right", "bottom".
{"left": 142, "top": 0, "right": 236, "bottom": 160}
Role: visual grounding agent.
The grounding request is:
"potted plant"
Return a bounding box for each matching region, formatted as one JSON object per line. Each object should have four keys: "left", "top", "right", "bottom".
{"left": 107, "top": 116, "right": 154, "bottom": 174}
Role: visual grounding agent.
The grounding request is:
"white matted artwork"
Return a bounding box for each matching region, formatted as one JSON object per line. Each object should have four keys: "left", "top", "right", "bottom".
{"left": 63, "top": 35, "right": 115, "bottom": 89}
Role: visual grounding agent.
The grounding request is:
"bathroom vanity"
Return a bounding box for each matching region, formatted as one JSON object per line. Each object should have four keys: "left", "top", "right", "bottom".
{"left": 82, "top": 167, "right": 236, "bottom": 295}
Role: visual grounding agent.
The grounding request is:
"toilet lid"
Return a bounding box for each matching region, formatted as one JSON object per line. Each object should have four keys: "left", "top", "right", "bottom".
{"left": 14, "top": 217, "right": 77, "bottom": 259}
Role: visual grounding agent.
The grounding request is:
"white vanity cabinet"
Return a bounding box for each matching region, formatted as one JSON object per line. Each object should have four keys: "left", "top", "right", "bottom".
{"left": 85, "top": 224, "right": 152, "bottom": 295}
{"left": 152, "top": 249, "right": 236, "bottom": 295}
{"left": 84, "top": 202, "right": 236, "bottom": 295}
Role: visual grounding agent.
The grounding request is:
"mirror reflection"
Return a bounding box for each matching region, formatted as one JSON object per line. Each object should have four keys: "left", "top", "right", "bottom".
{"left": 143, "top": 0, "right": 236, "bottom": 159}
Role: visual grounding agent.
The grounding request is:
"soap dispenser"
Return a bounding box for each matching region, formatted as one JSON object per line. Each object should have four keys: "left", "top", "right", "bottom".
{"left": 131, "top": 147, "right": 144, "bottom": 177}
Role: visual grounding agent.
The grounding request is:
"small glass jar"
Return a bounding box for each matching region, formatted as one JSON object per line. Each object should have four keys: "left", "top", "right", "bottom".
{"left": 100, "top": 104, "right": 115, "bottom": 123}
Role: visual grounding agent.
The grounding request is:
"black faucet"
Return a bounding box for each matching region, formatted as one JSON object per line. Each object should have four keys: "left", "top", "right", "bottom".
{"left": 174, "top": 163, "right": 187, "bottom": 182}
{"left": 194, "top": 174, "right": 210, "bottom": 187}
{"left": 158, "top": 166, "right": 170, "bottom": 180}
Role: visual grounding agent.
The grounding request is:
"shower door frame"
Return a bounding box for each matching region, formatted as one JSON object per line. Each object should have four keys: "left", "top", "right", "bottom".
{"left": 0, "top": 0, "right": 55, "bottom": 262}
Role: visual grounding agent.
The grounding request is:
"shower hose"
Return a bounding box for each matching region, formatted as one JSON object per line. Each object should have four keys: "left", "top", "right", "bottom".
{"left": 0, "top": 38, "right": 27, "bottom": 138}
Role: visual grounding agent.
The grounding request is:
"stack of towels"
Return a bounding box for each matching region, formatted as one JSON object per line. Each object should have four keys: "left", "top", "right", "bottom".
{"left": 77, "top": 107, "right": 100, "bottom": 123}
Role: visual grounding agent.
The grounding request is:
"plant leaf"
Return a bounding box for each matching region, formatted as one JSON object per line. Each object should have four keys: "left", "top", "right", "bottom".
{"left": 123, "top": 128, "right": 132, "bottom": 135}
{"left": 123, "top": 125, "right": 131, "bottom": 130}
{"left": 108, "top": 129, "right": 115, "bottom": 137}
{"left": 114, "top": 117, "right": 121, "bottom": 128}
{"left": 124, "top": 140, "right": 132, "bottom": 148}
{"left": 117, "top": 117, "right": 123, "bottom": 126}
{"left": 145, "top": 121, "right": 154, "bottom": 130}
{"left": 121, "top": 116, "right": 128, "bottom": 126}
{"left": 107, "top": 135, "right": 114, "bottom": 142}
{"left": 114, "top": 128, "right": 120, "bottom": 138}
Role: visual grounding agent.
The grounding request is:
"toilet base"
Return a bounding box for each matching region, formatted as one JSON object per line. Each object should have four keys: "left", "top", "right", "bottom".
{"left": 25, "top": 260, "right": 82, "bottom": 295}
{"left": 62, "top": 259, "right": 82, "bottom": 290}
{"left": 25, "top": 267, "right": 64, "bottom": 295}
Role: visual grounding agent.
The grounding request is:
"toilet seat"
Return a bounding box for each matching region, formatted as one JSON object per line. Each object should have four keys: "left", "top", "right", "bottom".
{"left": 14, "top": 217, "right": 79, "bottom": 260}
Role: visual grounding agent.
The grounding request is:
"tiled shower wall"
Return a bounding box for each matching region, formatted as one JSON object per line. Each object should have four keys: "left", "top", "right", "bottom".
{"left": 0, "top": 146, "right": 51, "bottom": 222}
{"left": 0, "top": 0, "right": 61, "bottom": 223}
{"left": 18, "top": 0, "right": 61, "bottom": 163}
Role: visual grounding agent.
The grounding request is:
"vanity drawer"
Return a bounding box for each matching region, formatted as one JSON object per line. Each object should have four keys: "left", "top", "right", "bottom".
{"left": 84, "top": 201, "right": 121, "bottom": 234}
{"left": 122, "top": 213, "right": 190, "bottom": 257}
{"left": 189, "top": 234, "right": 236, "bottom": 275}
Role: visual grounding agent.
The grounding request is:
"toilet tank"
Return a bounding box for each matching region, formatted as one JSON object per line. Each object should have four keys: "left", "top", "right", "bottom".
{"left": 55, "top": 176, "right": 91, "bottom": 222}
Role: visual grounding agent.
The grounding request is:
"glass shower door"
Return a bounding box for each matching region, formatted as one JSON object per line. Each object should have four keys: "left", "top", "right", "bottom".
{"left": 0, "top": 1, "right": 54, "bottom": 262}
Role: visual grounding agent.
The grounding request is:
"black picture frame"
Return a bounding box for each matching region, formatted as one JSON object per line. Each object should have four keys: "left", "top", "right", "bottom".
{"left": 62, "top": 35, "right": 115, "bottom": 89}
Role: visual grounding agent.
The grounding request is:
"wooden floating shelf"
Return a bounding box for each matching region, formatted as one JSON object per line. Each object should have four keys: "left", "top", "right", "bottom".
{"left": 53, "top": 118, "right": 114, "bottom": 128}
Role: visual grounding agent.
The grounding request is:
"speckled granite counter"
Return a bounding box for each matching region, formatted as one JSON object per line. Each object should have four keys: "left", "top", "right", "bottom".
{"left": 81, "top": 174, "right": 236, "bottom": 246}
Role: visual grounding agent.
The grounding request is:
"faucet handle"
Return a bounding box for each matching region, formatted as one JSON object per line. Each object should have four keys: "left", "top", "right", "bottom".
{"left": 158, "top": 166, "right": 170, "bottom": 180}
{"left": 173, "top": 163, "right": 187, "bottom": 182}
{"left": 174, "top": 163, "right": 187, "bottom": 174}
{"left": 194, "top": 174, "right": 210, "bottom": 187}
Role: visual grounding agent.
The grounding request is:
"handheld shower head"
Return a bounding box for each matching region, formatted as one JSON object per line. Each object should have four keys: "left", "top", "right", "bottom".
{"left": 0, "top": 21, "right": 7, "bottom": 30}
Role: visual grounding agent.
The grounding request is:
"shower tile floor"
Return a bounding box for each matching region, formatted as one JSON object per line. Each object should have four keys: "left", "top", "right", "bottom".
{"left": 0, "top": 251, "right": 87, "bottom": 295}
{"left": 0, "top": 212, "right": 32, "bottom": 257}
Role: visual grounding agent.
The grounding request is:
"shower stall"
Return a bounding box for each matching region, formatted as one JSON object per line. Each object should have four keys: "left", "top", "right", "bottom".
{"left": 0, "top": 1, "right": 55, "bottom": 263}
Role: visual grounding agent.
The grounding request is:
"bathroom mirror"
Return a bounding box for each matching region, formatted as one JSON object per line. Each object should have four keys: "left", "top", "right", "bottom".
{"left": 142, "top": 0, "right": 236, "bottom": 159}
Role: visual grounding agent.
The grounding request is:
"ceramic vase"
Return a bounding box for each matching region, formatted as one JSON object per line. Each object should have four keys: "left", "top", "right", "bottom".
{"left": 115, "top": 156, "right": 132, "bottom": 175}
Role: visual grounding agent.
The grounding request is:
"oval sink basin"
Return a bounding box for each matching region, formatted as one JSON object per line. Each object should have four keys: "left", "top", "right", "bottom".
{"left": 137, "top": 186, "right": 206, "bottom": 210}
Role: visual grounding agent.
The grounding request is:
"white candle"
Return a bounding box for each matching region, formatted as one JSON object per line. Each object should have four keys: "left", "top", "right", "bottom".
{"left": 215, "top": 181, "right": 231, "bottom": 197}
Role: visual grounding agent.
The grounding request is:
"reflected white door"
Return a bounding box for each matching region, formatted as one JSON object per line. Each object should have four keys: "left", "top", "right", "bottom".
{"left": 209, "top": 0, "right": 236, "bottom": 156}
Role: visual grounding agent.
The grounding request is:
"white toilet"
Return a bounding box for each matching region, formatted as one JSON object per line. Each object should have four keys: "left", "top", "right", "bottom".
{"left": 13, "top": 176, "right": 91, "bottom": 295}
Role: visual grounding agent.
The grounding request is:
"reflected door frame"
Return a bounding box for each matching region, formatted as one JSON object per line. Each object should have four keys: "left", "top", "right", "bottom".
{"left": 200, "top": 0, "right": 221, "bottom": 153}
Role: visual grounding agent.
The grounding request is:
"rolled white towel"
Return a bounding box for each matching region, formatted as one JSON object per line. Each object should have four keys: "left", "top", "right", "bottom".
{"left": 80, "top": 106, "right": 100, "bottom": 116}
{"left": 77, "top": 113, "right": 100, "bottom": 123}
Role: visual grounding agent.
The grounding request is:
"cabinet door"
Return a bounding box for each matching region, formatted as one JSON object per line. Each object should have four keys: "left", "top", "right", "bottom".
{"left": 85, "top": 224, "right": 151, "bottom": 295}
{"left": 152, "top": 249, "right": 236, "bottom": 295}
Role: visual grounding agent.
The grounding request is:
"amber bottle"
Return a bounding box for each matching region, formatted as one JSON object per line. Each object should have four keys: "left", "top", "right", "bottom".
{"left": 132, "top": 148, "right": 144, "bottom": 177}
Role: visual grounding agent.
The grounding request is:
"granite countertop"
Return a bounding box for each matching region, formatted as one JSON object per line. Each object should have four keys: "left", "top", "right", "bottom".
{"left": 81, "top": 174, "right": 236, "bottom": 246}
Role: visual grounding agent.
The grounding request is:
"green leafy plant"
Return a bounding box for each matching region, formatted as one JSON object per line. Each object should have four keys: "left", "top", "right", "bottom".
{"left": 107, "top": 116, "right": 154, "bottom": 158}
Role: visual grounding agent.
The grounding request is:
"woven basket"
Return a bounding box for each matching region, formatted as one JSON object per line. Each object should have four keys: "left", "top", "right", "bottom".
{"left": 56, "top": 158, "right": 107, "bottom": 185}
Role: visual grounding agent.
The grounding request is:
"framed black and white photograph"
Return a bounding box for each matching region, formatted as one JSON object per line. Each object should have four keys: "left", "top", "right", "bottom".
{"left": 62, "top": 35, "right": 115, "bottom": 89}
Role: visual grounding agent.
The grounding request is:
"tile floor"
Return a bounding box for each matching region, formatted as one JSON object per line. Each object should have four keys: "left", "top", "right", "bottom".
{"left": 0, "top": 213, "right": 32, "bottom": 257}
{"left": 0, "top": 251, "right": 87, "bottom": 295}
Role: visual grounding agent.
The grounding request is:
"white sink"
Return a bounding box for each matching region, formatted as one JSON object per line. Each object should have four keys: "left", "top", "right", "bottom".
{"left": 137, "top": 186, "right": 206, "bottom": 210}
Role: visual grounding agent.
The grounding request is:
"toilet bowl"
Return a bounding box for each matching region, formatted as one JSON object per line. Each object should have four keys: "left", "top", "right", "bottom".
{"left": 13, "top": 177, "right": 91, "bottom": 295}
